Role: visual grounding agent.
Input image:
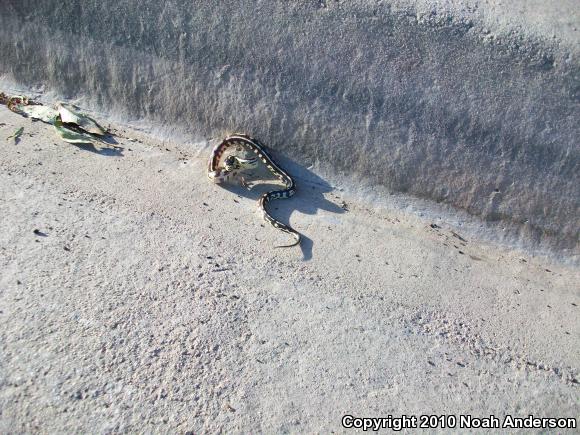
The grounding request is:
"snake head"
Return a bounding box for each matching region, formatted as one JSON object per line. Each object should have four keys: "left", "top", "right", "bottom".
{"left": 224, "top": 155, "right": 239, "bottom": 172}
{"left": 224, "top": 155, "right": 258, "bottom": 172}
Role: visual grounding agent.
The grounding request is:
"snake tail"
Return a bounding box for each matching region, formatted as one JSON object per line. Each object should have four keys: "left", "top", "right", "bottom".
{"left": 259, "top": 192, "right": 301, "bottom": 248}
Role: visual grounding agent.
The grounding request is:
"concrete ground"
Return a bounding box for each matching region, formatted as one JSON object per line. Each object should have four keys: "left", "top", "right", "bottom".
{"left": 0, "top": 106, "right": 578, "bottom": 433}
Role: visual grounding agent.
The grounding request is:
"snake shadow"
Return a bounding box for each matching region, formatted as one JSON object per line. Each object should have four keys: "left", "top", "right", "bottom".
{"left": 220, "top": 152, "right": 345, "bottom": 261}
{"left": 72, "top": 134, "right": 123, "bottom": 156}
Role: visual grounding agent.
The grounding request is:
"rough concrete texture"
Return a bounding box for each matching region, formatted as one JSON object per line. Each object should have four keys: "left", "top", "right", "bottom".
{"left": 0, "top": 1, "right": 578, "bottom": 255}
{"left": 0, "top": 108, "right": 578, "bottom": 433}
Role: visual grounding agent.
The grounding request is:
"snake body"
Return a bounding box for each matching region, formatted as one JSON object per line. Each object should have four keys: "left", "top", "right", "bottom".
{"left": 208, "top": 134, "right": 300, "bottom": 248}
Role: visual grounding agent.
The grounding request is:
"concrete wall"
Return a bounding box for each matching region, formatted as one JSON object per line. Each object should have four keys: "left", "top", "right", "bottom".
{"left": 1, "top": 1, "right": 578, "bottom": 253}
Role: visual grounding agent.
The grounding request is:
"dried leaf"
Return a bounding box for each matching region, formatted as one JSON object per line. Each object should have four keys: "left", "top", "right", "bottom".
{"left": 57, "top": 102, "right": 106, "bottom": 135}
{"left": 7, "top": 95, "right": 32, "bottom": 112}
{"left": 53, "top": 117, "right": 95, "bottom": 144}
{"left": 6, "top": 126, "right": 24, "bottom": 141}
{"left": 18, "top": 105, "right": 58, "bottom": 123}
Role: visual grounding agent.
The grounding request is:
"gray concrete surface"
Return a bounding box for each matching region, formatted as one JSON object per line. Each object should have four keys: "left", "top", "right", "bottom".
{"left": 0, "top": 108, "right": 578, "bottom": 433}
{"left": 0, "top": 0, "right": 578, "bottom": 256}
{"left": 392, "top": 0, "right": 580, "bottom": 45}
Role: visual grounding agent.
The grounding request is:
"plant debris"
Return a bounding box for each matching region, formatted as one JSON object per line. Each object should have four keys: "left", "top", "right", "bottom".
{"left": 6, "top": 95, "right": 40, "bottom": 114}
{"left": 1, "top": 92, "right": 110, "bottom": 146}
{"left": 6, "top": 126, "right": 24, "bottom": 142}
{"left": 53, "top": 116, "right": 97, "bottom": 145}
{"left": 19, "top": 105, "right": 59, "bottom": 123}
{"left": 57, "top": 102, "right": 106, "bottom": 136}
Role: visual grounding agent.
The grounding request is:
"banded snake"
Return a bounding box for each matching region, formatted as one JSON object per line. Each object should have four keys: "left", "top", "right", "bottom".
{"left": 207, "top": 134, "right": 301, "bottom": 248}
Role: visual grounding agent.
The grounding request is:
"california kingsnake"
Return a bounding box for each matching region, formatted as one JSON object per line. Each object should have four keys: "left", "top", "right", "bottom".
{"left": 207, "top": 134, "right": 301, "bottom": 248}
